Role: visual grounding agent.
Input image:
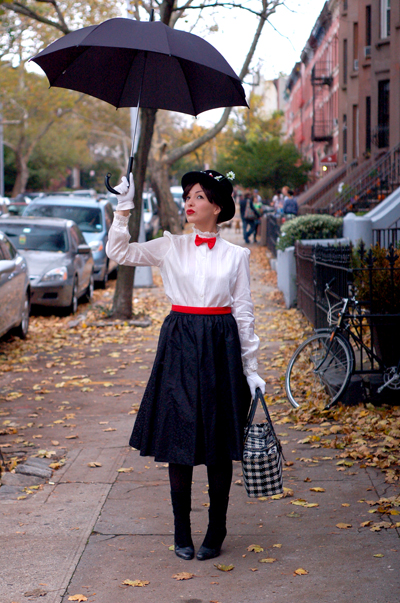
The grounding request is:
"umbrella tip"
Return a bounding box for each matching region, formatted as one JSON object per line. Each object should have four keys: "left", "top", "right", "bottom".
{"left": 150, "top": 8, "right": 154, "bottom": 21}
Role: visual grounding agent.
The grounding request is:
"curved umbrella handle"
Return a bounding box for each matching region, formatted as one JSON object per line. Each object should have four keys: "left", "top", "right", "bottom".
{"left": 105, "top": 156, "right": 134, "bottom": 195}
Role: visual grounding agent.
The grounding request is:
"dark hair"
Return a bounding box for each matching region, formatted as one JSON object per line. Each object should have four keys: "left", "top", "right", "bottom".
{"left": 182, "top": 183, "right": 225, "bottom": 223}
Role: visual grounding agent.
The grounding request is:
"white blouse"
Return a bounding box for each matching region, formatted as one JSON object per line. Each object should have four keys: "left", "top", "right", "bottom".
{"left": 106, "top": 214, "right": 259, "bottom": 376}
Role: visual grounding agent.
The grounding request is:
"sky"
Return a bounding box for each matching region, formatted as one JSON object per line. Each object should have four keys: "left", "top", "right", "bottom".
{"left": 191, "top": 0, "right": 327, "bottom": 125}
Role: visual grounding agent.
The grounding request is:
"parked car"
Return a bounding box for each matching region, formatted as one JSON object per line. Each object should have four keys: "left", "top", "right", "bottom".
{"left": 0, "top": 216, "right": 94, "bottom": 314}
{"left": 0, "top": 230, "right": 30, "bottom": 339}
{"left": 23, "top": 196, "right": 117, "bottom": 287}
{"left": 170, "top": 186, "right": 186, "bottom": 227}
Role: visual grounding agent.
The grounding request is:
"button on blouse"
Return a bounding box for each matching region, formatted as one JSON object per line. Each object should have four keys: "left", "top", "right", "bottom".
{"left": 106, "top": 214, "right": 259, "bottom": 375}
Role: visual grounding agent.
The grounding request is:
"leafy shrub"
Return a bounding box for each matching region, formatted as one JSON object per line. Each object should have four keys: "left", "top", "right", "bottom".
{"left": 276, "top": 214, "right": 343, "bottom": 251}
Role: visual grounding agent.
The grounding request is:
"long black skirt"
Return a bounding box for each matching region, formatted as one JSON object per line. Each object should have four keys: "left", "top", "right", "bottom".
{"left": 129, "top": 311, "right": 251, "bottom": 466}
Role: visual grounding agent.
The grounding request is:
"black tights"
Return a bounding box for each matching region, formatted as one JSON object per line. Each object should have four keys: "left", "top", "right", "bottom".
{"left": 168, "top": 460, "right": 233, "bottom": 498}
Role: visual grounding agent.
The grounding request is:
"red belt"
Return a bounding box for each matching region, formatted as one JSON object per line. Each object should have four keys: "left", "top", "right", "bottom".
{"left": 171, "top": 305, "right": 231, "bottom": 315}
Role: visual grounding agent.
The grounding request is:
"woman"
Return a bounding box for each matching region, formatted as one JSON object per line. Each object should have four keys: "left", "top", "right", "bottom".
{"left": 106, "top": 170, "right": 265, "bottom": 562}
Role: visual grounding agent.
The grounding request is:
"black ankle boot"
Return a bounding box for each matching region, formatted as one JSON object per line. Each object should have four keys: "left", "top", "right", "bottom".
{"left": 196, "top": 495, "right": 229, "bottom": 561}
{"left": 171, "top": 491, "right": 194, "bottom": 560}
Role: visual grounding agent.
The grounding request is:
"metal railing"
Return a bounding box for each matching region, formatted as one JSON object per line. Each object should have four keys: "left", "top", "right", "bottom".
{"left": 327, "top": 142, "right": 400, "bottom": 215}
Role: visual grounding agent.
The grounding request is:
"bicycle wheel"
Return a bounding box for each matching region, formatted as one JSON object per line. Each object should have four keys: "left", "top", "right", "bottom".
{"left": 285, "top": 330, "right": 354, "bottom": 410}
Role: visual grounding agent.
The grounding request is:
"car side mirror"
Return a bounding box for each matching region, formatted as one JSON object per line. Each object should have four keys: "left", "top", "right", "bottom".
{"left": 77, "top": 244, "right": 91, "bottom": 255}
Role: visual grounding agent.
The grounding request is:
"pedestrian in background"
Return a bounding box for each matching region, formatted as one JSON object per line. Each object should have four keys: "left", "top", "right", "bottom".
{"left": 106, "top": 169, "right": 265, "bottom": 563}
{"left": 283, "top": 188, "right": 298, "bottom": 216}
{"left": 240, "top": 192, "right": 250, "bottom": 242}
{"left": 243, "top": 191, "right": 261, "bottom": 243}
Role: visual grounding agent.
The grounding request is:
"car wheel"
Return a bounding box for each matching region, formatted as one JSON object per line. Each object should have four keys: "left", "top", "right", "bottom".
{"left": 68, "top": 276, "right": 79, "bottom": 315}
{"left": 84, "top": 272, "right": 94, "bottom": 303}
{"left": 99, "top": 261, "right": 109, "bottom": 289}
{"left": 14, "top": 291, "right": 30, "bottom": 339}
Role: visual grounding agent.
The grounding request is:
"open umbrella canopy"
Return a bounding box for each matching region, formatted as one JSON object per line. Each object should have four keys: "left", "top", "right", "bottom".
{"left": 31, "top": 18, "right": 248, "bottom": 116}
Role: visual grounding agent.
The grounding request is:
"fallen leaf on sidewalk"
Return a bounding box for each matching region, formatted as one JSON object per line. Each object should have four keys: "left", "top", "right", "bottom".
{"left": 68, "top": 595, "right": 87, "bottom": 602}
{"left": 294, "top": 568, "right": 308, "bottom": 576}
{"left": 360, "top": 521, "right": 372, "bottom": 527}
{"left": 259, "top": 558, "right": 276, "bottom": 563}
{"left": 122, "top": 579, "right": 149, "bottom": 587}
{"left": 373, "top": 554, "right": 384, "bottom": 558}
{"left": 103, "top": 427, "right": 116, "bottom": 432}
{"left": 247, "top": 544, "right": 264, "bottom": 553}
{"left": 65, "top": 435, "right": 78, "bottom": 439}
{"left": 309, "top": 487, "right": 325, "bottom": 492}
{"left": 336, "top": 523, "right": 352, "bottom": 529}
{"left": 172, "top": 572, "right": 193, "bottom": 580}
{"left": 272, "top": 543, "right": 282, "bottom": 548}
{"left": 88, "top": 462, "right": 102, "bottom": 468}
{"left": 24, "top": 588, "right": 47, "bottom": 597}
{"left": 118, "top": 467, "right": 134, "bottom": 473}
{"left": 214, "top": 564, "right": 234, "bottom": 572}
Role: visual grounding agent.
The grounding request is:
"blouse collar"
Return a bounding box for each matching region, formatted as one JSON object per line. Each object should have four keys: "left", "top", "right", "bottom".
{"left": 192, "top": 225, "right": 221, "bottom": 238}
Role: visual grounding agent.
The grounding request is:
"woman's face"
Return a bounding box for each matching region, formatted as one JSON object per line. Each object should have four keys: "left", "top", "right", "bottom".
{"left": 184, "top": 183, "right": 221, "bottom": 231}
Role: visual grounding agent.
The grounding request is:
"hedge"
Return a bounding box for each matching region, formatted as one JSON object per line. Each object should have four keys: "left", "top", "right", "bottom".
{"left": 276, "top": 214, "right": 343, "bottom": 251}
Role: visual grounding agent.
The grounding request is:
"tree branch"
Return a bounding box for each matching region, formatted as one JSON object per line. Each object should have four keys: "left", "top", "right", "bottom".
{"left": 2, "top": 2, "right": 71, "bottom": 35}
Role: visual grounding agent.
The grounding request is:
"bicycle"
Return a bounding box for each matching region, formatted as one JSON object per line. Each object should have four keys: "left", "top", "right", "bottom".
{"left": 285, "top": 282, "right": 400, "bottom": 410}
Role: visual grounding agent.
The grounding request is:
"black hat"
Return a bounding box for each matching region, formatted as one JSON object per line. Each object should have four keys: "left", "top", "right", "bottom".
{"left": 181, "top": 170, "right": 235, "bottom": 223}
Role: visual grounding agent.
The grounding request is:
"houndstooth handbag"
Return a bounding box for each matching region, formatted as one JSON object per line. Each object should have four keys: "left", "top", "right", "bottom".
{"left": 242, "top": 388, "right": 283, "bottom": 498}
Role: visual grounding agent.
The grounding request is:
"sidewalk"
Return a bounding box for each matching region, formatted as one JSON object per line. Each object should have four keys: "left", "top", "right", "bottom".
{"left": 0, "top": 228, "right": 399, "bottom": 603}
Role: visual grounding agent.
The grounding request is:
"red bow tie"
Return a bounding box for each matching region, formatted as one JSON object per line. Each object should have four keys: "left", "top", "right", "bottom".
{"left": 195, "top": 234, "right": 217, "bottom": 249}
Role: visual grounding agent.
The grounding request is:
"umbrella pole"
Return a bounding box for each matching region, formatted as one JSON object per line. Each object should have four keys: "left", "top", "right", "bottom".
{"left": 105, "top": 9, "right": 154, "bottom": 195}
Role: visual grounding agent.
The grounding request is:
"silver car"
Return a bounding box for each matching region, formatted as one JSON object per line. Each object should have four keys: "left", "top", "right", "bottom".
{"left": 0, "top": 230, "right": 30, "bottom": 339}
{"left": 0, "top": 216, "right": 94, "bottom": 314}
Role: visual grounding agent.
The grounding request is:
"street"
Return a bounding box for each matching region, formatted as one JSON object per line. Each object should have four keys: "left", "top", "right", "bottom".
{"left": 0, "top": 230, "right": 399, "bottom": 603}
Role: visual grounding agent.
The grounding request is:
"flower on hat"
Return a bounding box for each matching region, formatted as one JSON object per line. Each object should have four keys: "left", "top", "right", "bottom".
{"left": 226, "top": 171, "right": 235, "bottom": 181}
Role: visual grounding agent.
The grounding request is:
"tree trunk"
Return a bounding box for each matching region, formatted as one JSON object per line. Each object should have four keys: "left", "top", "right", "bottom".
{"left": 149, "top": 158, "right": 182, "bottom": 234}
{"left": 11, "top": 149, "right": 29, "bottom": 196}
{"left": 111, "top": 107, "right": 157, "bottom": 319}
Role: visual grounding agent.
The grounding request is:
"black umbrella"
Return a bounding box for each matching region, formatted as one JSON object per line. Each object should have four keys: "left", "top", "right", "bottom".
{"left": 31, "top": 16, "right": 248, "bottom": 193}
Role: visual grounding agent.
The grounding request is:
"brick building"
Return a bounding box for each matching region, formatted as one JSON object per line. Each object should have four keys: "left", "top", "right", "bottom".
{"left": 284, "top": 0, "right": 340, "bottom": 179}
{"left": 284, "top": 0, "right": 400, "bottom": 213}
{"left": 339, "top": 0, "right": 400, "bottom": 164}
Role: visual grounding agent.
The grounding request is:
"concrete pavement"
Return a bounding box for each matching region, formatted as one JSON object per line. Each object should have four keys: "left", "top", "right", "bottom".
{"left": 0, "top": 227, "right": 399, "bottom": 603}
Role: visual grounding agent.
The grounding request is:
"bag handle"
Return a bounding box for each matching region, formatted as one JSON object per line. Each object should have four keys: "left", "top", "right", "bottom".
{"left": 244, "top": 388, "right": 283, "bottom": 456}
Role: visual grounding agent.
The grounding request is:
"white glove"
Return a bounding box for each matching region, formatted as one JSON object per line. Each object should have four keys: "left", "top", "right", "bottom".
{"left": 114, "top": 173, "right": 135, "bottom": 211}
{"left": 246, "top": 372, "right": 266, "bottom": 399}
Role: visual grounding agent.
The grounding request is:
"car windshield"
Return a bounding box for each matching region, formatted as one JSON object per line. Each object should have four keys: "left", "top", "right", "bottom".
{"left": 25, "top": 204, "right": 103, "bottom": 233}
{"left": 2, "top": 224, "right": 69, "bottom": 252}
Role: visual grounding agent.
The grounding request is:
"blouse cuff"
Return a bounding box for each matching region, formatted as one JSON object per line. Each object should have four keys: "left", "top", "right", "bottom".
{"left": 243, "top": 358, "right": 258, "bottom": 377}
{"left": 112, "top": 213, "right": 130, "bottom": 229}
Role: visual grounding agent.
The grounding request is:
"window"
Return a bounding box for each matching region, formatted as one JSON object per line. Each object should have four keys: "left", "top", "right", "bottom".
{"left": 380, "top": 0, "right": 391, "bottom": 39}
{"left": 353, "top": 105, "right": 359, "bottom": 158}
{"left": 343, "top": 114, "right": 348, "bottom": 161}
{"left": 353, "top": 22, "right": 359, "bottom": 70}
{"left": 343, "top": 39, "right": 348, "bottom": 84}
{"left": 366, "top": 6, "right": 372, "bottom": 46}
{"left": 378, "top": 80, "right": 390, "bottom": 147}
{"left": 3, "top": 225, "right": 68, "bottom": 253}
{"left": 366, "top": 96, "right": 371, "bottom": 153}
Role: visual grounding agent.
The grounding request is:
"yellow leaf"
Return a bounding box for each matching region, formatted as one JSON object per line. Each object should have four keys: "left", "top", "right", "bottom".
{"left": 172, "top": 572, "right": 193, "bottom": 580}
{"left": 360, "top": 521, "right": 372, "bottom": 527}
{"left": 122, "top": 579, "right": 149, "bottom": 587}
{"left": 336, "top": 523, "right": 352, "bottom": 529}
{"left": 118, "top": 467, "right": 134, "bottom": 473}
{"left": 373, "top": 554, "right": 384, "bottom": 558}
{"left": 294, "top": 568, "right": 308, "bottom": 575}
{"left": 247, "top": 544, "right": 264, "bottom": 553}
{"left": 88, "top": 462, "right": 102, "bottom": 468}
{"left": 214, "top": 564, "right": 234, "bottom": 572}
{"left": 309, "top": 487, "right": 325, "bottom": 492}
{"left": 68, "top": 596, "right": 87, "bottom": 602}
{"left": 51, "top": 440, "right": 59, "bottom": 446}
{"left": 65, "top": 435, "right": 78, "bottom": 439}
{"left": 108, "top": 352, "right": 121, "bottom": 357}
{"left": 259, "top": 558, "right": 277, "bottom": 563}
{"left": 272, "top": 543, "right": 282, "bottom": 548}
